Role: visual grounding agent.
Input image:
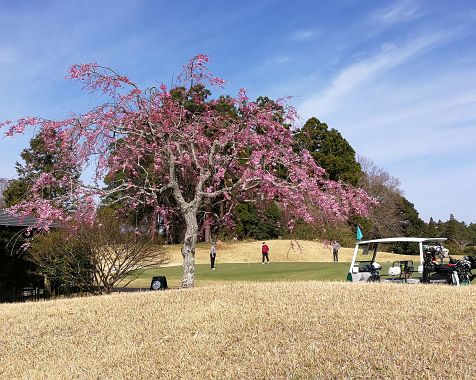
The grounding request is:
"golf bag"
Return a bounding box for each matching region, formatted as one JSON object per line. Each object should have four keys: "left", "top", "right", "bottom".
{"left": 422, "top": 251, "right": 472, "bottom": 285}
{"left": 362, "top": 262, "right": 381, "bottom": 282}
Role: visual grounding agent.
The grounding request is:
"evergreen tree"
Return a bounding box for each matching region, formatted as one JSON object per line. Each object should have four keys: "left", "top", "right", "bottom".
{"left": 468, "top": 223, "right": 476, "bottom": 245}
{"left": 3, "top": 130, "right": 79, "bottom": 207}
{"left": 293, "top": 117, "right": 363, "bottom": 186}
{"left": 397, "top": 197, "right": 426, "bottom": 237}
{"left": 444, "top": 214, "right": 458, "bottom": 241}
{"left": 443, "top": 214, "right": 471, "bottom": 252}
{"left": 234, "top": 202, "right": 282, "bottom": 240}
{"left": 427, "top": 217, "right": 438, "bottom": 236}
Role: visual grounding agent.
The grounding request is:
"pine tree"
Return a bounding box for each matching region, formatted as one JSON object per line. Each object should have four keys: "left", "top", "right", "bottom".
{"left": 3, "top": 130, "right": 78, "bottom": 207}
{"left": 427, "top": 217, "right": 438, "bottom": 236}
{"left": 293, "top": 117, "right": 363, "bottom": 186}
{"left": 396, "top": 197, "right": 426, "bottom": 237}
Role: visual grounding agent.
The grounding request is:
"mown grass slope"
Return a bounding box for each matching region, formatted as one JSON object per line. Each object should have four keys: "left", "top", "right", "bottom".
{"left": 163, "top": 239, "right": 420, "bottom": 265}
{"left": 1, "top": 281, "right": 475, "bottom": 379}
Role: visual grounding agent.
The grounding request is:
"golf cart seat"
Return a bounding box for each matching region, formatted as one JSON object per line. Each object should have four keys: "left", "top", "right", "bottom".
{"left": 382, "top": 262, "right": 419, "bottom": 284}
{"left": 382, "top": 266, "right": 405, "bottom": 283}
{"left": 388, "top": 266, "right": 401, "bottom": 276}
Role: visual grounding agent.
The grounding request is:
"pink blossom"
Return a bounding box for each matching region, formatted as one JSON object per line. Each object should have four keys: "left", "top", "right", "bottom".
{"left": 0, "top": 55, "right": 375, "bottom": 233}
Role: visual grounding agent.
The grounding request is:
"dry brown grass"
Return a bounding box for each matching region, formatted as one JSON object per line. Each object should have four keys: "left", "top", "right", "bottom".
{"left": 1, "top": 281, "right": 475, "bottom": 379}
{"left": 165, "top": 239, "right": 417, "bottom": 265}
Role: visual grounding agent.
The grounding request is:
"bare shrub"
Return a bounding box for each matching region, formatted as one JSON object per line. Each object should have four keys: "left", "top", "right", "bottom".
{"left": 81, "top": 211, "right": 169, "bottom": 293}
{"left": 358, "top": 156, "right": 403, "bottom": 237}
{"left": 30, "top": 210, "right": 169, "bottom": 294}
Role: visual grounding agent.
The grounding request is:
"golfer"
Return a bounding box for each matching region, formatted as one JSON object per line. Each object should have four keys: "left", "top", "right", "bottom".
{"left": 262, "top": 242, "right": 270, "bottom": 264}
{"left": 210, "top": 242, "right": 217, "bottom": 270}
{"left": 332, "top": 240, "right": 340, "bottom": 262}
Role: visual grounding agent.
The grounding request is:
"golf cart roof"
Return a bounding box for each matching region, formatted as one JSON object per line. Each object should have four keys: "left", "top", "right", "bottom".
{"left": 356, "top": 237, "right": 447, "bottom": 245}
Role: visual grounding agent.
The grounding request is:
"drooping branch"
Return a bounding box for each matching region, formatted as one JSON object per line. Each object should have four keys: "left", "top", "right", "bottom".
{"left": 1, "top": 54, "right": 376, "bottom": 255}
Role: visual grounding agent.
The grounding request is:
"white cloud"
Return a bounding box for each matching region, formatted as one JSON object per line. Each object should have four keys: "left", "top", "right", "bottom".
{"left": 299, "top": 34, "right": 444, "bottom": 118}
{"left": 372, "top": 0, "right": 423, "bottom": 25}
{"left": 292, "top": 29, "right": 317, "bottom": 41}
{"left": 264, "top": 56, "right": 291, "bottom": 65}
{"left": 296, "top": 31, "right": 476, "bottom": 223}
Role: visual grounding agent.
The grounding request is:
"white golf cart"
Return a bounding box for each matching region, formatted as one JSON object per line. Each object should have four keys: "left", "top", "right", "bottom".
{"left": 346, "top": 237, "right": 472, "bottom": 286}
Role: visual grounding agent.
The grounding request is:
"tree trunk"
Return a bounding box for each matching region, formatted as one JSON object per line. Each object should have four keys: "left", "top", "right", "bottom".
{"left": 150, "top": 198, "right": 159, "bottom": 241}
{"left": 104, "top": 283, "right": 113, "bottom": 294}
{"left": 219, "top": 200, "right": 224, "bottom": 219}
{"left": 204, "top": 209, "right": 211, "bottom": 243}
{"left": 181, "top": 210, "right": 198, "bottom": 288}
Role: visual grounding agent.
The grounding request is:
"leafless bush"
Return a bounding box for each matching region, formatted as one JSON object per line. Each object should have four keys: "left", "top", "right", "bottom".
{"left": 77, "top": 210, "right": 169, "bottom": 293}
{"left": 30, "top": 210, "right": 169, "bottom": 294}
{"left": 358, "top": 156, "right": 404, "bottom": 237}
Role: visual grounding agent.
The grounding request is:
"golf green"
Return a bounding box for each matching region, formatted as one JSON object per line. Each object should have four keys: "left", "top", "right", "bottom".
{"left": 127, "top": 262, "right": 350, "bottom": 288}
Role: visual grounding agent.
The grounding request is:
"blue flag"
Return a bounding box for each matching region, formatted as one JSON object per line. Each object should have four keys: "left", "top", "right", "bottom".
{"left": 356, "top": 226, "right": 363, "bottom": 241}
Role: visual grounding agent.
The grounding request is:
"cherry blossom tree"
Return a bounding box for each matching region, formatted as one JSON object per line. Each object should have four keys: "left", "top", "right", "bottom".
{"left": 2, "top": 55, "right": 375, "bottom": 287}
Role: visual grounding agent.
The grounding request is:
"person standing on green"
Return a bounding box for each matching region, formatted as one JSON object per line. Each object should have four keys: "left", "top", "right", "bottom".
{"left": 262, "top": 242, "right": 270, "bottom": 264}
{"left": 210, "top": 242, "right": 217, "bottom": 270}
{"left": 332, "top": 240, "right": 340, "bottom": 262}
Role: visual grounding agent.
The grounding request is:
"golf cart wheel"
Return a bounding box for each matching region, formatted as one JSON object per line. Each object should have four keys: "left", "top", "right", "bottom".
{"left": 151, "top": 280, "right": 161, "bottom": 290}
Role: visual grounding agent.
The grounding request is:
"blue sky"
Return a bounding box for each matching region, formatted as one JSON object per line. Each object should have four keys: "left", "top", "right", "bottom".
{"left": 0, "top": 0, "right": 475, "bottom": 223}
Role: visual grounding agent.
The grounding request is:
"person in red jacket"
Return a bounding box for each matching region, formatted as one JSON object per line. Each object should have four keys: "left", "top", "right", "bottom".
{"left": 262, "top": 242, "right": 270, "bottom": 264}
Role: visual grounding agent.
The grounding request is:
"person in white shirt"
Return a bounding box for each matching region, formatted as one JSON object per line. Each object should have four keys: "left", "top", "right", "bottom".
{"left": 332, "top": 240, "right": 340, "bottom": 262}
{"left": 210, "top": 242, "right": 217, "bottom": 270}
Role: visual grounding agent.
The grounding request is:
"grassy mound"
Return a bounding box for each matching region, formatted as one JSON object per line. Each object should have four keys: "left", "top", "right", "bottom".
{"left": 1, "top": 282, "right": 475, "bottom": 379}
{"left": 164, "top": 239, "right": 424, "bottom": 265}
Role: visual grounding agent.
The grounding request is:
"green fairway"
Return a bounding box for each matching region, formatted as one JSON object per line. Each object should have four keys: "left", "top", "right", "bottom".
{"left": 126, "top": 262, "right": 350, "bottom": 288}
{"left": 125, "top": 261, "right": 476, "bottom": 289}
